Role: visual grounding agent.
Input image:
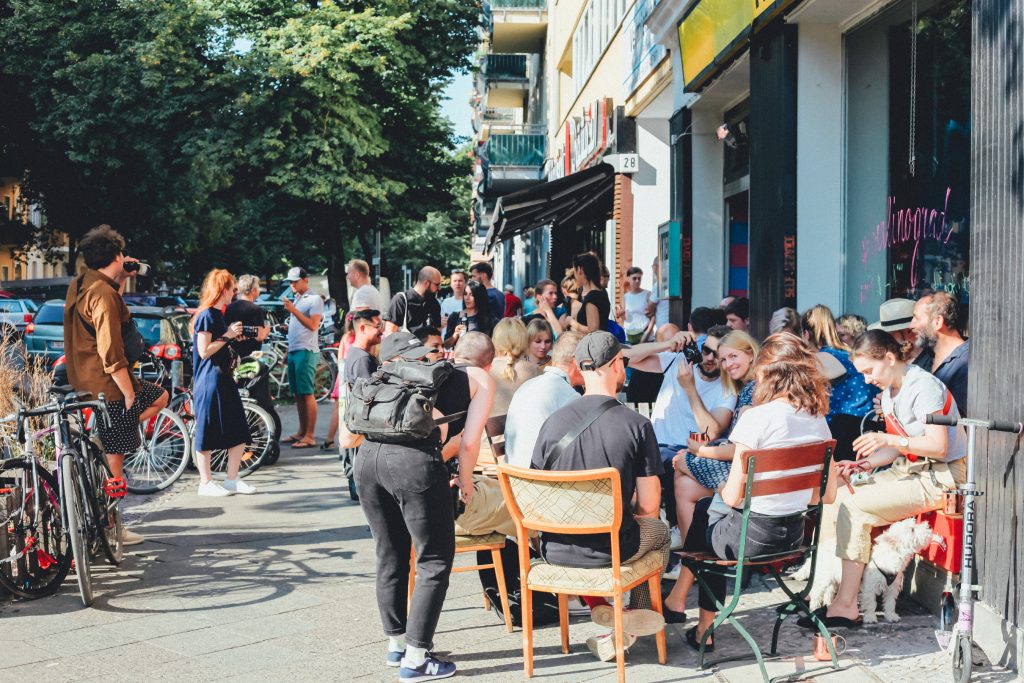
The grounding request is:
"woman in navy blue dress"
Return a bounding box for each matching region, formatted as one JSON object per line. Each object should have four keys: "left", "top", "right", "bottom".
{"left": 191, "top": 269, "right": 254, "bottom": 497}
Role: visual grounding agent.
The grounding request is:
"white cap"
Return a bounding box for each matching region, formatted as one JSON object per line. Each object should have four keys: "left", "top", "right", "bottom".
{"left": 285, "top": 266, "right": 308, "bottom": 282}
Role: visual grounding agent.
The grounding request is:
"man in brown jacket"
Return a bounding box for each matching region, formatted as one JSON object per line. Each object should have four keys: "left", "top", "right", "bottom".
{"left": 65, "top": 225, "right": 168, "bottom": 546}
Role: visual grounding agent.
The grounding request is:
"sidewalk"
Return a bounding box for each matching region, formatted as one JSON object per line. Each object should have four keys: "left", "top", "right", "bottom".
{"left": 0, "top": 402, "right": 1016, "bottom": 682}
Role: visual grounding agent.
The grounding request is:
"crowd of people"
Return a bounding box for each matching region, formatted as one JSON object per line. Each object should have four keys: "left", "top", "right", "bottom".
{"left": 56, "top": 228, "right": 972, "bottom": 680}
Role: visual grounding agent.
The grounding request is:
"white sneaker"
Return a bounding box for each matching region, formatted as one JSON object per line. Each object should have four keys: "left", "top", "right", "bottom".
{"left": 223, "top": 478, "right": 257, "bottom": 495}
{"left": 586, "top": 631, "right": 638, "bottom": 662}
{"left": 121, "top": 528, "right": 145, "bottom": 546}
{"left": 198, "top": 481, "right": 234, "bottom": 497}
{"left": 663, "top": 560, "right": 682, "bottom": 581}
{"left": 670, "top": 526, "right": 684, "bottom": 550}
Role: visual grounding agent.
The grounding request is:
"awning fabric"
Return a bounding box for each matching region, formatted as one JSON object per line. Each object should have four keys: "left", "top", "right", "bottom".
{"left": 484, "top": 163, "right": 615, "bottom": 253}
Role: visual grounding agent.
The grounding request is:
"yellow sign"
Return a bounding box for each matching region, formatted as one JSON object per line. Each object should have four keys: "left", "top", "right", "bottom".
{"left": 678, "top": 0, "right": 789, "bottom": 89}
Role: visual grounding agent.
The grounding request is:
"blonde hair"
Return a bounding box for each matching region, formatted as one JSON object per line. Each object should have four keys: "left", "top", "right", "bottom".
{"left": 717, "top": 330, "right": 760, "bottom": 396}
{"left": 801, "top": 304, "right": 848, "bottom": 351}
{"left": 492, "top": 318, "right": 529, "bottom": 382}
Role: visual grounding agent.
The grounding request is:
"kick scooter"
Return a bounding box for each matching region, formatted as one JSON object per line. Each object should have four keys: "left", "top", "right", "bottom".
{"left": 926, "top": 413, "right": 1023, "bottom": 683}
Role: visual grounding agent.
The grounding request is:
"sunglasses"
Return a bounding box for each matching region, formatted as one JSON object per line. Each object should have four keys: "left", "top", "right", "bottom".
{"left": 701, "top": 345, "right": 717, "bottom": 356}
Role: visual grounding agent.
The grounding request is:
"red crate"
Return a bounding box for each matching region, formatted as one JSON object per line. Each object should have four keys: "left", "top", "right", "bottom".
{"left": 916, "top": 509, "right": 963, "bottom": 574}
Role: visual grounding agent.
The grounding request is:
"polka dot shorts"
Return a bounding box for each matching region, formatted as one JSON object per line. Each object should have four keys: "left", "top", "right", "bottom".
{"left": 96, "top": 379, "right": 166, "bottom": 455}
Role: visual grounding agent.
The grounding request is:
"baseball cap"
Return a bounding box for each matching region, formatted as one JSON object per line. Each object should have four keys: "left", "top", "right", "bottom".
{"left": 868, "top": 298, "right": 916, "bottom": 332}
{"left": 285, "top": 266, "right": 308, "bottom": 282}
{"left": 380, "top": 331, "right": 432, "bottom": 362}
{"left": 574, "top": 331, "right": 623, "bottom": 371}
{"left": 503, "top": 284, "right": 514, "bottom": 293}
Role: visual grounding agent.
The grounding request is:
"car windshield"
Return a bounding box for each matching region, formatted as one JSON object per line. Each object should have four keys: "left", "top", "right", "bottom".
{"left": 132, "top": 316, "right": 165, "bottom": 344}
{"left": 34, "top": 304, "right": 64, "bottom": 325}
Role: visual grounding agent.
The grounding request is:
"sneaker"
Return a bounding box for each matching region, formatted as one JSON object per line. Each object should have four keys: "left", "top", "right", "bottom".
{"left": 121, "top": 528, "right": 145, "bottom": 546}
{"left": 223, "top": 478, "right": 257, "bottom": 495}
{"left": 663, "top": 556, "right": 682, "bottom": 580}
{"left": 670, "top": 526, "right": 685, "bottom": 550}
{"left": 398, "top": 654, "right": 456, "bottom": 681}
{"left": 591, "top": 605, "right": 665, "bottom": 637}
{"left": 198, "top": 481, "right": 234, "bottom": 497}
{"left": 386, "top": 650, "right": 405, "bottom": 668}
{"left": 586, "top": 631, "right": 638, "bottom": 662}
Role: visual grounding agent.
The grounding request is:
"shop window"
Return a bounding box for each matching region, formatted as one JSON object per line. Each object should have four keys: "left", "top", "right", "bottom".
{"left": 726, "top": 192, "right": 749, "bottom": 298}
{"left": 845, "top": 0, "right": 970, "bottom": 318}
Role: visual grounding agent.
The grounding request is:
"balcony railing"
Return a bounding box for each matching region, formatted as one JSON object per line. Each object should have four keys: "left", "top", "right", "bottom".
{"left": 484, "top": 133, "right": 546, "bottom": 167}
{"left": 484, "top": 54, "right": 528, "bottom": 80}
{"left": 490, "top": 0, "right": 545, "bottom": 8}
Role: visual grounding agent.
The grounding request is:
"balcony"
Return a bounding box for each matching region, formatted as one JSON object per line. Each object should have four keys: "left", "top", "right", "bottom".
{"left": 480, "top": 53, "right": 538, "bottom": 109}
{"left": 484, "top": 54, "right": 528, "bottom": 81}
{"left": 480, "top": 127, "right": 546, "bottom": 194}
{"left": 484, "top": 0, "right": 547, "bottom": 53}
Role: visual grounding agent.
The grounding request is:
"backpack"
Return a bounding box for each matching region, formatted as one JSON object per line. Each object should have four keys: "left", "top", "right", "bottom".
{"left": 344, "top": 359, "right": 465, "bottom": 444}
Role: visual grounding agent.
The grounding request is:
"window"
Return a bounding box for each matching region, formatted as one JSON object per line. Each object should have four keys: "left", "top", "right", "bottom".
{"left": 570, "top": 0, "right": 629, "bottom": 96}
{"left": 1, "top": 266, "right": 8, "bottom": 281}
{"left": 34, "top": 304, "right": 64, "bottom": 325}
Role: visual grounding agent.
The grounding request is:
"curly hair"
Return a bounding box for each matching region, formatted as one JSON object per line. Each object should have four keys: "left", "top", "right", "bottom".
{"left": 79, "top": 225, "right": 125, "bottom": 270}
{"left": 752, "top": 333, "right": 830, "bottom": 416}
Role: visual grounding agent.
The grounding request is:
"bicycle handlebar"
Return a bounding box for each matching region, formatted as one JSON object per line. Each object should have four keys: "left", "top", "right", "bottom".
{"left": 926, "top": 414, "right": 1024, "bottom": 433}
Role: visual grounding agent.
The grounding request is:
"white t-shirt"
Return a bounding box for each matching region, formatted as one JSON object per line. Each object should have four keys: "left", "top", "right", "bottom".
{"left": 351, "top": 284, "right": 383, "bottom": 312}
{"left": 623, "top": 289, "right": 654, "bottom": 335}
{"left": 882, "top": 364, "right": 967, "bottom": 462}
{"left": 440, "top": 295, "right": 464, "bottom": 318}
{"left": 651, "top": 280, "right": 670, "bottom": 328}
{"left": 708, "top": 399, "right": 832, "bottom": 523}
{"left": 650, "top": 352, "right": 737, "bottom": 447}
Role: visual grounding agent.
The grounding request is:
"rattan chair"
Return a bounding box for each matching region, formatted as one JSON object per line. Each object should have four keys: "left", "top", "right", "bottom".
{"left": 678, "top": 440, "right": 839, "bottom": 683}
{"left": 496, "top": 464, "right": 667, "bottom": 683}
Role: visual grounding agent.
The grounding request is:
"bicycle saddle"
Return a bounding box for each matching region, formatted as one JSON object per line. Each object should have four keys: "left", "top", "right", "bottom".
{"left": 48, "top": 384, "right": 76, "bottom": 397}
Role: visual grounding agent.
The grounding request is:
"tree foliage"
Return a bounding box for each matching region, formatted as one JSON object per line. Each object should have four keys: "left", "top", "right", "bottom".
{"left": 0, "top": 0, "right": 478, "bottom": 294}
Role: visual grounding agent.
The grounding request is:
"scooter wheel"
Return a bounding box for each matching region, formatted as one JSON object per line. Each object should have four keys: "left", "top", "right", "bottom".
{"left": 939, "top": 591, "right": 956, "bottom": 632}
{"left": 952, "top": 633, "right": 972, "bottom": 683}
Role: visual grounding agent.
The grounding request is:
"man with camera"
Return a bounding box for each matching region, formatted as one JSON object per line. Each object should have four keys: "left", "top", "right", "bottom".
{"left": 624, "top": 324, "right": 736, "bottom": 530}
{"left": 225, "top": 275, "right": 279, "bottom": 449}
{"left": 64, "top": 225, "right": 168, "bottom": 546}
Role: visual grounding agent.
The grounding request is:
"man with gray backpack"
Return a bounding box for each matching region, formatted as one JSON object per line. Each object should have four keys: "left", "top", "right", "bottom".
{"left": 346, "top": 330, "right": 495, "bottom": 681}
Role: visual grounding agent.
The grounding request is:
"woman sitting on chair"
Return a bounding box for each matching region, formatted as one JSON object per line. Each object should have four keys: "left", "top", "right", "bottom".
{"left": 672, "top": 333, "right": 839, "bottom": 650}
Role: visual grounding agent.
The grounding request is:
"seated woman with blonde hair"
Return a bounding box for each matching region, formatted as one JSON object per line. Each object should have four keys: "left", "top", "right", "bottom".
{"left": 487, "top": 318, "right": 541, "bottom": 418}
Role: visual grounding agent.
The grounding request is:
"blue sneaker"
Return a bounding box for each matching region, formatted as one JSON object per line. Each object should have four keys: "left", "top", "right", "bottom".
{"left": 386, "top": 650, "right": 405, "bottom": 668}
{"left": 398, "top": 654, "right": 456, "bottom": 681}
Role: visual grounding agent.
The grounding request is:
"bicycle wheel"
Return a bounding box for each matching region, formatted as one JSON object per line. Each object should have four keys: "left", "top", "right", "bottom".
{"left": 123, "top": 409, "right": 192, "bottom": 494}
{"left": 0, "top": 458, "right": 72, "bottom": 598}
{"left": 209, "top": 402, "right": 274, "bottom": 477}
{"left": 314, "top": 353, "right": 336, "bottom": 404}
{"left": 60, "top": 454, "right": 93, "bottom": 607}
{"left": 84, "top": 438, "right": 123, "bottom": 566}
{"left": 952, "top": 633, "right": 973, "bottom": 683}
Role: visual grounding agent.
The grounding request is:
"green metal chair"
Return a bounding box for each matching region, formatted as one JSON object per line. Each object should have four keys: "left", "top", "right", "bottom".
{"left": 678, "top": 439, "right": 840, "bottom": 683}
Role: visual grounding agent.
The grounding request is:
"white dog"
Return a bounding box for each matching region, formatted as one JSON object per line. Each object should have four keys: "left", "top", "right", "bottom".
{"left": 793, "top": 517, "right": 932, "bottom": 624}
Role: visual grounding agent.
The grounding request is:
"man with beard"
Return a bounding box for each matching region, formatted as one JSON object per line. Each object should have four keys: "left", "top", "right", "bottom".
{"left": 624, "top": 324, "right": 737, "bottom": 527}
{"left": 531, "top": 331, "right": 668, "bottom": 661}
{"left": 910, "top": 292, "right": 970, "bottom": 414}
{"left": 868, "top": 298, "right": 929, "bottom": 368}
{"left": 382, "top": 266, "right": 442, "bottom": 337}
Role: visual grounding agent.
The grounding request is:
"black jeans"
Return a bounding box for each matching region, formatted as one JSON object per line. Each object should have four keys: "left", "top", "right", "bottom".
{"left": 684, "top": 497, "right": 804, "bottom": 612}
{"left": 355, "top": 439, "right": 456, "bottom": 649}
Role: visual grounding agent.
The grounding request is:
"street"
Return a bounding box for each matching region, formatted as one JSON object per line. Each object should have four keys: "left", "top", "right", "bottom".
{"left": 0, "top": 403, "right": 1015, "bottom": 682}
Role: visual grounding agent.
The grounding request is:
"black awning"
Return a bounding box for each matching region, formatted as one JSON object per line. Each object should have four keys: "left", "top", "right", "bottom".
{"left": 484, "top": 163, "right": 615, "bottom": 253}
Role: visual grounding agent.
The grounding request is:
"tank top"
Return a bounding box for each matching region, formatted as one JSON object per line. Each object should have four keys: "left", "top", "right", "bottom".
{"left": 433, "top": 366, "right": 471, "bottom": 445}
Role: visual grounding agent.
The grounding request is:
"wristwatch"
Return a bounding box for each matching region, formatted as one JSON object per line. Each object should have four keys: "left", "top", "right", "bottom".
{"left": 897, "top": 436, "right": 910, "bottom": 450}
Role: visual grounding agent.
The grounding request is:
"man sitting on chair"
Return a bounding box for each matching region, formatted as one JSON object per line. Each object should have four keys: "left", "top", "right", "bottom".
{"left": 531, "top": 331, "right": 669, "bottom": 662}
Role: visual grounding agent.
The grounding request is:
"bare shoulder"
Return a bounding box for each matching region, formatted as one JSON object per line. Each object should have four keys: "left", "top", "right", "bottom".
{"left": 465, "top": 365, "right": 495, "bottom": 395}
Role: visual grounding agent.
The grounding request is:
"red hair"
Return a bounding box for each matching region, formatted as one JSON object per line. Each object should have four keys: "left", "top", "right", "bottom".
{"left": 191, "top": 268, "right": 235, "bottom": 333}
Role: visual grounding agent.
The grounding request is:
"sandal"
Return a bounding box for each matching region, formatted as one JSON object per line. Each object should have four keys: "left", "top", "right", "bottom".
{"left": 292, "top": 440, "right": 316, "bottom": 449}
{"left": 320, "top": 440, "right": 335, "bottom": 451}
{"left": 797, "top": 606, "right": 862, "bottom": 630}
{"left": 280, "top": 435, "right": 303, "bottom": 444}
{"left": 685, "top": 626, "right": 714, "bottom": 652}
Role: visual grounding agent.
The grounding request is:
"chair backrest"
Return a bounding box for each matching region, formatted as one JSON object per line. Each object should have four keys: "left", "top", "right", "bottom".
{"left": 496, "top": 464, "right": 623, "bottom": 537}
{"left": 484, "top": 414, "right": 507, "bottom": 460}
{"left": 740, "top": 440, "right": 836, "bottom": 500}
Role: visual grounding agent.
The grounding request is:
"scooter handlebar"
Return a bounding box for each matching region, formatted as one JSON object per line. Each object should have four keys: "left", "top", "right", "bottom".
{"left": 988, "top": 420, "right": 1023, "bottom": 434}
{"left": 926, "top": 414, "right": 958, "bottom": 427}
{"left": 925, "top": 414, "right": 1023, "bottom": 433}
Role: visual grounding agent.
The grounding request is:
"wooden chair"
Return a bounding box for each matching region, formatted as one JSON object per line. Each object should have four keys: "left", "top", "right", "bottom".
{"left": 496, "top": 464, "right": 667, "bottom": 683}
{"left": 484, "top": 414, "right": 507, "bottom": 462}
{"left": 678, "top": 440, "right": 839, "bottom": 683}
{"left": 409, "top": 532, "right": 514, "bottom": 634}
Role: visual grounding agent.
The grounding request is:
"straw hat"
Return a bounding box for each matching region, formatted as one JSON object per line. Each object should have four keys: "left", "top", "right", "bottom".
{"left": 868, "top": 298, "right": 916, "bottom": 332}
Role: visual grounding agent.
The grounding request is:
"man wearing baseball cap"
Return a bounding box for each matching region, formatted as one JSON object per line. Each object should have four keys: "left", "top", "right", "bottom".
{"left": 281, "top": 266, "right": 324, "bottom": 448}
{"left": 530, "top": 331, "right": 669, "bottom": 662}
{"left": 868, "top": 298, "right": 928, "bottom": 368}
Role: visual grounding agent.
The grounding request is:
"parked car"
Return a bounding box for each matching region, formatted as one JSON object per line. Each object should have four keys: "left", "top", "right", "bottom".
{"left": 128, "top": 305, "right": 194, "bottom": 385}
{"left": 23, "top": 300, "right": 65, "bottom": 364}
{"left": 123, "top": 293, "right": 189, "bottom": 308}
{"left": 0, "top": 298, "right": 39, "bottom": 334}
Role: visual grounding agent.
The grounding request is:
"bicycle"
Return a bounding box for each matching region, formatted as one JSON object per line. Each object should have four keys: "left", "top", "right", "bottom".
{"left": 0, "top": 405, "right": 70, "bottom": 598}
{"left": 928, "top": 413, "right": 1023, "bottom": 683}
{"left": 208, "top": 390, "right": 276, "bottom": 478}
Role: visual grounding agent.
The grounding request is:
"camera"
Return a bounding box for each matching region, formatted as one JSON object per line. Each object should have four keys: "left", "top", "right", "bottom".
{"left": 681, "top": 339, "right": 702, "bottom": 365}
{"left": 241, "top": 325, "right": 261, "bottom": 338}
{"left": 123, "top": 261, "right": 151, "bottom": 276}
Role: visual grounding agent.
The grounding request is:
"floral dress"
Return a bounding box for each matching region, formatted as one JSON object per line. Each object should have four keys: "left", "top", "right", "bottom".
{"left": 684, "top": 381, "right": 755, "bottom": 490}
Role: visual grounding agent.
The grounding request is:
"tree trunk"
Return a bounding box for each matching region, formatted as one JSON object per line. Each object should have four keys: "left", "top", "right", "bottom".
{"left": 327, "top": 226, "right": 349, "bottom": 312}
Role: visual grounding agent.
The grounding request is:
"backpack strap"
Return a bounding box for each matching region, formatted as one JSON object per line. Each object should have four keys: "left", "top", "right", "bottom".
{"left": 70, "top": 273, "right": 99, "bottom": 338}
{"left": 399, "top": 291, "right": 409, "bottom": 331}
{"left": 542, "top": 397, "right": 620, "bottom": 471}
